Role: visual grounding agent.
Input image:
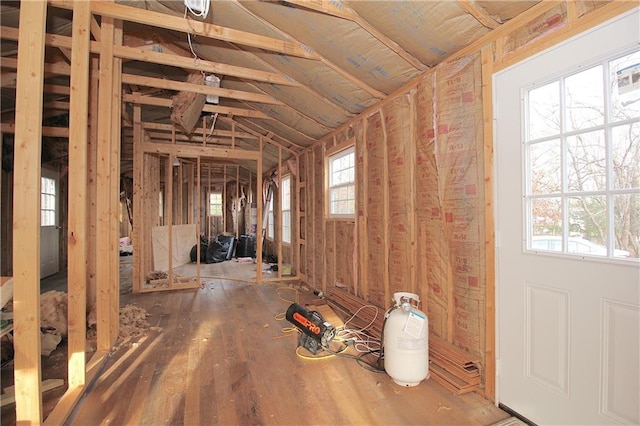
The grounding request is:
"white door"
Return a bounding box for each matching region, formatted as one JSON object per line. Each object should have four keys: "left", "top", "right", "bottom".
{"left": 40, "top": 168, "right": 59, "bottom": 278}
{"left": 495, "top": 10, "right": 640, "bottom": 425}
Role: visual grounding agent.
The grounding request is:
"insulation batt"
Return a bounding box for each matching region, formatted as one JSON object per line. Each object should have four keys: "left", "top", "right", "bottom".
{"left": 40, "top": 290, "right": 68, "bottom": 336}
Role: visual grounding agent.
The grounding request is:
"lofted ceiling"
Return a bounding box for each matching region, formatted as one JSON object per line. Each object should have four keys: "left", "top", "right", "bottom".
{"left": 0, "top": 0, "right": 541, "bottom": 176}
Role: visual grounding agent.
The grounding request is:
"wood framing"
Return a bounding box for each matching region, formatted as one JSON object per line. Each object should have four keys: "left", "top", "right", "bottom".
{"left": 11, "top": 1, "right": 47, "bottom": 423}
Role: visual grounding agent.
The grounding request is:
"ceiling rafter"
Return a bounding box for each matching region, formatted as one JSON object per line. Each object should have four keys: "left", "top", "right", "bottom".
{"left": 457, "top": 0, "right": 502, "bottom": 30}
{"left": 284, "top": 0, "right": 429, "bottom": 71}
{"left": 218, "top": 116, "right": 304, "bottom": 153}
{"left": 48, "top": 0, "right": 321, "bottom": 60}
{"left": 231, "top": 0, "right": 386, "bottom": 100}
{"left": 122, "top": 93, "right": 272, "bottom": 120}
{"left": 121, "top": 73, "right": 284, "bottom": 106}
{"left": 0, "top": 25, "right": 301, "bottom": 86}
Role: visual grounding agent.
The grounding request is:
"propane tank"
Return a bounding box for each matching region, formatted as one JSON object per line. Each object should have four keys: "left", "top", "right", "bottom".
{"left": 383, "top": 292, "right": 429, "bottom": 387}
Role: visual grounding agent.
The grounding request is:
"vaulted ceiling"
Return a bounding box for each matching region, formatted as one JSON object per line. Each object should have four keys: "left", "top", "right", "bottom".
{"left": 0, "top": 0, "right": 541, "bottom": 174}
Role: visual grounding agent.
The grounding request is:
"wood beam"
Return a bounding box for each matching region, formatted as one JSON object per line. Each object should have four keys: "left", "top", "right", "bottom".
{"left": 48, "top": 0, "right": 320, "bottom": 60}
{"left": 0, "top": 26, "right": 302, "bottom": 87}
{"left": 457, "top": 0, "right": 501, "bottom": 30}
{"left": 218, "top": 116, "right": 301, "bottom": 153}
{"left": 122, "top": 93, "right": 272, "bottom": 120}
{"left": 142, "top": 140, "right": 261, "bottom": 161}
{"left": 66, "top": 0, "right": 90, "bottom": 392}
{"left": 12, "top": 1, "right": 47, "bottom": 423}
{"left": 95, "top": 15, "right": 115, "bottom": 351}
{"left": 0, "top": 124, "right": 69, "bottom": 138}
{"left": 121, "top": 73, "right": 283, "bottom": 105}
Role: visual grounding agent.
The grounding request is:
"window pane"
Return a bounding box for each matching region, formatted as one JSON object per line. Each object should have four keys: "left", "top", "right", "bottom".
{"left": 567, "top": 130, "right": 606, "bottom": 192}
{"left": 614, "top": 194, "right": 639, "bottom": 259}
{"left": 610, "top": 51, "right": 640, "bottom": 122}
{"left": 531, "top": 197, "right": 562, "bottom": 239}
{"left": 530, "top": 139, "right": 561, "bottom": 194}
{"left": 568, "top": 195, "right": 606, "bottom": 249}
{"left": 612, "top": 123, "right": 640, "bottom": 189}
{"left": 528, "top": 81, "right": 560, "bottom": 140}
{"left": 564, "top": 65, "right": 604, "bottom": 131}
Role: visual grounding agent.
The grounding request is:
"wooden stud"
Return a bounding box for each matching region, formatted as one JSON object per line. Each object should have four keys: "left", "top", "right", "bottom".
{"left": 379, "top": 110, "right": 390, "bottom": 307}
{"left": 166, "top": 156, "right": 174, "bottom": 287}
{"left": 223, "top": 165, "right": 227, "bottom": 232}
{"left": 236, "top": 166, "right": 240, "bottom": 239}
{"left": 360, "top": 116, "right": 369, "bottom": 299}
{"left": 86, "top": 57, "right": 99, "bottom": 317}
{"left": 277, "top": 147, "right": 283, "bottom": 279}
{"left": 109, "top": 17, "right": 123, "bottom": 345}
{"left": 196, "top": 157, "right": 201, "bottom": 285}
{"left": 12, "top": 1, "right": 47, "bottom": 422}
{"left": 66, "top": 0, "right": 91, "bottom": 392}
{"left": 256, "top": 138, "right": 264, "bottom": 282}
{"left": 481, "top": 45, "right": 496, "bottom": 400}
{"left": 408, "top": 91, "right": 418, "bottom": 295}
{"left": 95, "top": 15, "right": 115, "bottom": 350}
{"left": 132, "top": 103, "right": 143, "bottom": 293}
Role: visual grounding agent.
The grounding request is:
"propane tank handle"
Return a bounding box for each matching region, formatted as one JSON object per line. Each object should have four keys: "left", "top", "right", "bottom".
{"left": 393, "top": 292, "right": 420, "bottom": 307}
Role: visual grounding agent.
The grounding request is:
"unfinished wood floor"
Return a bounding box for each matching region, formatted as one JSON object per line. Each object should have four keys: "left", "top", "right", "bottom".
{"left": 65, "top": 279, "right": 509, "bottom": 426}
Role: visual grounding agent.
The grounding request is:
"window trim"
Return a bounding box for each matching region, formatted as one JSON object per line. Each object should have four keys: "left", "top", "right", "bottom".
{"left": 325, "top": 139, "right": 356, "bottom": 220}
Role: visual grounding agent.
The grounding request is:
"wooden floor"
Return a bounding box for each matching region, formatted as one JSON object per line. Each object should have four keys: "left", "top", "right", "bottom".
{"left": 66, "top": 280, "right": 508, "bottom": 425}
{"left": 1, "top": 257, "right": 510, "bottom": 425}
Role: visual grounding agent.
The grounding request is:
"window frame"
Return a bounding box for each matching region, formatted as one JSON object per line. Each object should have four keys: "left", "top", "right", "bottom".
{"left": 41, "top": 176, "right": 56, "bottom": 227}
{"left": 325, "top": 140, "right": 356, "bottom": 220}
{"left": 281, "top": 174, "right": 291, "bottom": 244}
{"left": 209, "top": 191, "right": 223, "bottom": 217}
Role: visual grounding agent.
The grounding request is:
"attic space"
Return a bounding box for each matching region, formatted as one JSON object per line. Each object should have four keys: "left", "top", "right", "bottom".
{"left": 0, "top": 1, "right": 639, "bottom": 424}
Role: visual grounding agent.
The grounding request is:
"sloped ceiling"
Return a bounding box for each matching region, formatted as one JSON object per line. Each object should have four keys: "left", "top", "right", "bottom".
{"left": 0, "top": 0, "right": 540, "bottom": 175}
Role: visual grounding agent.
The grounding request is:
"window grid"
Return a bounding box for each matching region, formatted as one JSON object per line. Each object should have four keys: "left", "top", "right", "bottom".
{"left": 41, "top": 177, "right": 56, "bottom": 226}
{"left": 525, "top": 49, "right": 640, "bottom": 260}
{"left": 209, "top": 192, "right": 223, "bottom": 217}
{"left": 281, "top": 175, "right": 291, "bottom": 244}
{"left": 328, "top": 146, "right": 355, "bottom": 218}
{"left": 267, "top": 196, "right": 274, "bottom": 239}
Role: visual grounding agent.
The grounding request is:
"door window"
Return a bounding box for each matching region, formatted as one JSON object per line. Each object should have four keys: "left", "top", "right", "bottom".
{"left": 526, "top": 50, "right": 640, "bottom": 260}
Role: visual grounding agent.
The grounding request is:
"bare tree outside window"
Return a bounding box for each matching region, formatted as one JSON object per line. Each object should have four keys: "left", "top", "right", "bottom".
{"left": 526, "top": 49, "right": 640, "bottom": 259}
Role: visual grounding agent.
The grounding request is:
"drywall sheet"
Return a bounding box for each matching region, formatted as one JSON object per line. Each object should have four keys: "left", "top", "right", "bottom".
{"left": 382, "top": 96, "right": 412, "bottom": 297}
{"left": 503, "top": 3, "right": 567, "bottom": 55}
{"left": 435, "top": 52, "right": 486, "bottom": 362}
{"left": 151, "top": 224, "right": 196, "bottom": 272}
{"left": 364, "top": 112, "right": 386, "bottom": 308}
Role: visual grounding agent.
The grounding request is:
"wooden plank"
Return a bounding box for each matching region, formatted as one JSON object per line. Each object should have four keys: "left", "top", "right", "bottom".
{"left": 132, "top": 103, "right": 143, "bottom": 293}
{"left": 408, "top": 90, "right": 418, "bottom": 295}
{"left": 171, "top": 72, "right": 206, "bottom": 134}
{"left": 66, "top": 0, "right": 91, "bottom": 391}
{"left": 0, "top": 123, "right": 69, "bottom": 138}
{"left": 121, "top": 73, "right": 283, "bottom": 105}
{"left": 0, "top": 25, "right": 302, "bottom": 87}
{"left": 49, "top": 0, "right": 320, "bottom": 59}
{"left": 1, "top": 379, "right": 65, "bottom": 408}
{"left": 256, "top": 139, "right": 263, "bottom": 282}
{"left": 481, "top": 45, "right": 496, "bottom": 400}
{"left": 151, "top": 225, "right": 197, "bottom": 271}
{"left": 123, "top": 93, "right": 272, "bottom": 120}
{"left": 86, "top": 56, "right": 99, "bottom": 327}
{"left": 96, "top": 16, "right": 115, "bottom": 351}
{"left": 379, "top": 110, "right": 390, "bottom": 307}
{"left": 12, "top": 1, "right": 47, "bottom": 422}
{"left": 141, "top": 140, "right": 260, "bottom": 161}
